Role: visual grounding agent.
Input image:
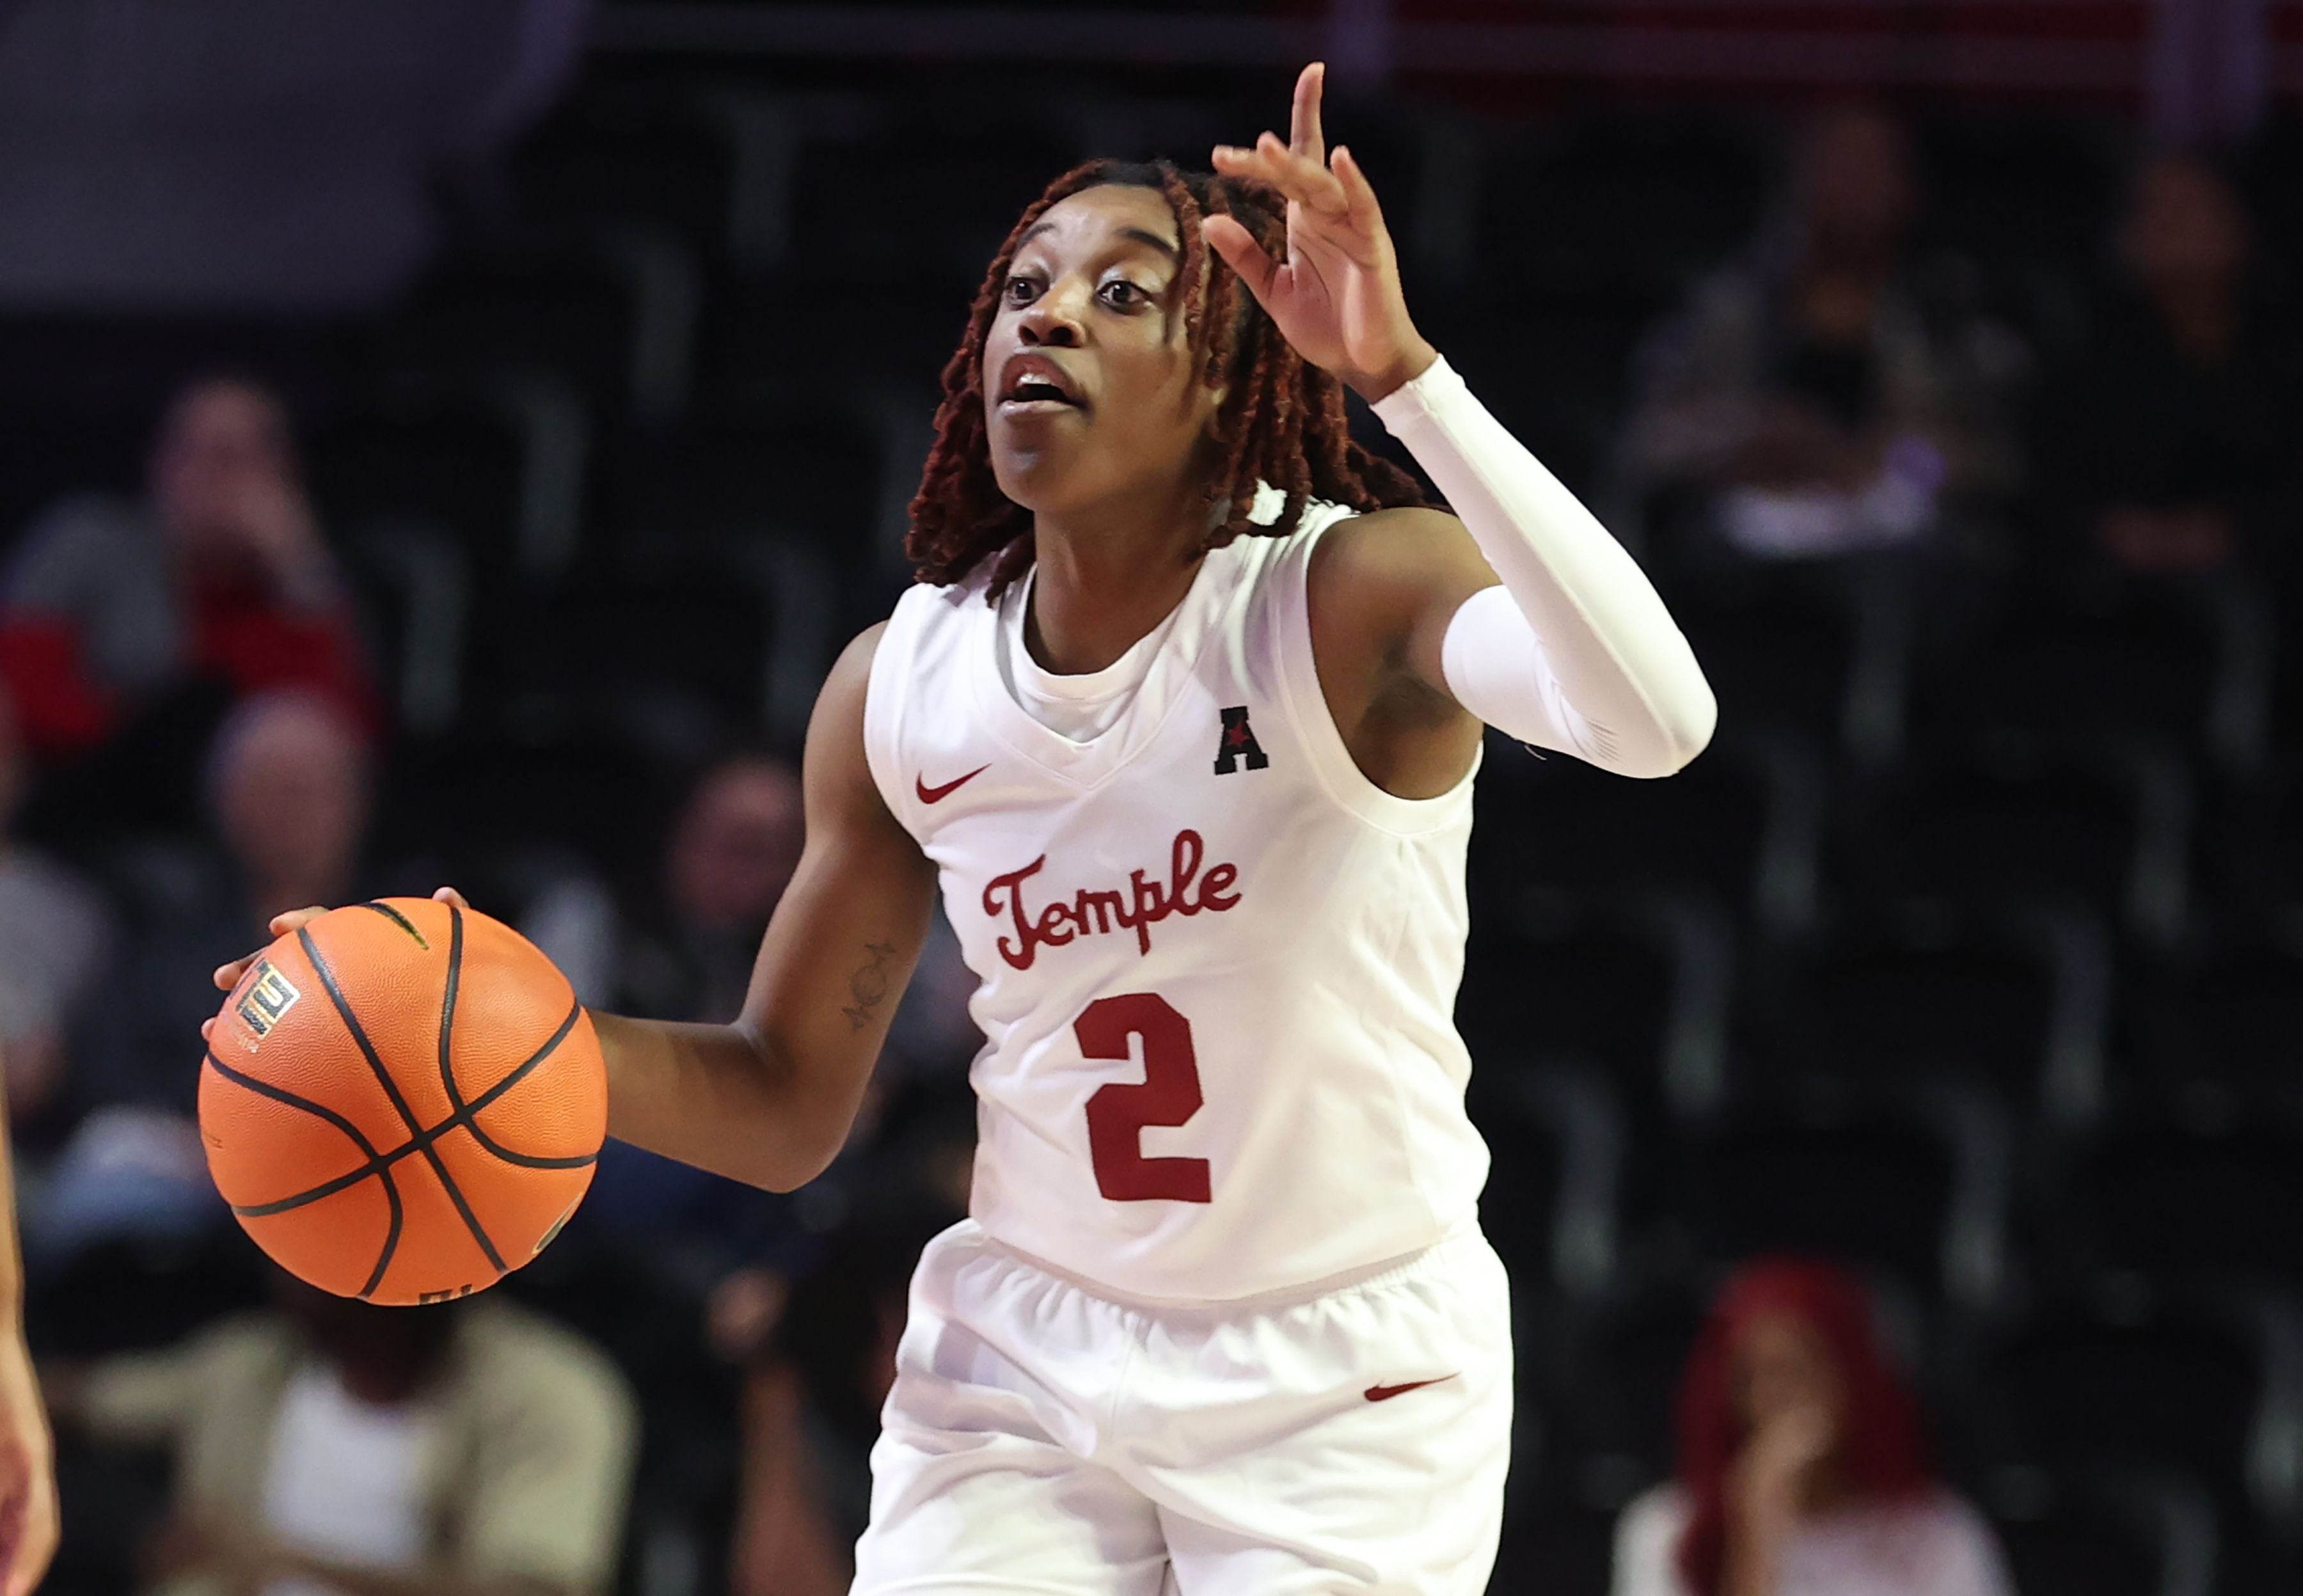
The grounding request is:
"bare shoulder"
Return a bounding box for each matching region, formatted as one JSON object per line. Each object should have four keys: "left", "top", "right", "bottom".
{"left": 1310, "top": 505, "right": 1489, "bottom": 605}
{"left": 1306, "top": 504, "right": 1495, "bottom": 667}
{"left": 1312, "top": 503, "right": 1469, "bottom": 566}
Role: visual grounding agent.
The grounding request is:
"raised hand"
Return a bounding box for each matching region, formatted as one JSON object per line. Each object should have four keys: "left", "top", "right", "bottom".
{"left": 1207, "top": 61, "right": 1436, "bottom": 402}
{"left": 225, "top": 471, "right": 329, "bottom": 594}
{"left": 1732, "top": 1399, "right": 1837, "bottom": 1522}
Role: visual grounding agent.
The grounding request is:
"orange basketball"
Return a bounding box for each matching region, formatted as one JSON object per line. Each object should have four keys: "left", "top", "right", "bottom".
{"left": 199, "top": 896, "right": 606, "bottom": 1306}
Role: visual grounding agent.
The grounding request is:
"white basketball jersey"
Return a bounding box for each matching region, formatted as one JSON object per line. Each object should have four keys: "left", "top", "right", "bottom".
{"left": 862, "top": 503, "right": 1490, "bottom": 1303}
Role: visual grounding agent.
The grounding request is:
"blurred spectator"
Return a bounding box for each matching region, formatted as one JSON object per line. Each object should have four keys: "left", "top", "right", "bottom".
{"left": 523, "top": 754, "right": 803, "bottom": 1269}
{"left": 521, "top": 752, "right": 803, "bottom": 1020}
{"left": 522, "top": 754, "right": 976, "bottom": 1406}
{"left": 623, "top": 752, "right": 805, "bottom": 1025}
{"left": 541, "top": 746, "right": 976, "bottom": 1108}
{"left": 528, "top": 749, "right": 977, "bottom": 1073}
{"left": 727, "top": 1188, "right": 966, "bottom": 1596}
{"left": 1611, "top": 1259, "right": 2011, "bottom": 1596}
{"left": 0, "top": 684, "right": 110, "bottom": 1123}
{"left": 1622, "top": 104, "right": 2017, "bottom": 560}
{"left": 2034, "top": 153, "right": 2303, "bottom": 577}
{"left": 0, "top": 375, "right": 375, "bottom": 844}
{"left": 33, "top": 693, "right": 374, "bottom": 1261}
{"left": 52, "top": 1272, "right": 635, "bottom": 1596}
{"left": 75, "top": 691, "right": 370, "bottom": 1122}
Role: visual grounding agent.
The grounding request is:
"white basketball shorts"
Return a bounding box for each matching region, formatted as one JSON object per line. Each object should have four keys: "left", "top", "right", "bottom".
{"left": 850, "top": 1219, "right": 1514, "bottom": 1595}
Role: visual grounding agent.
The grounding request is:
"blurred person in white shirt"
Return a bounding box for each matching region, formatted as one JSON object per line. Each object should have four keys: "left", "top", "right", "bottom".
{"left": 51, "top": 1272, "right": 635, "bottom": 1596}
{"left": 1622, "top": 105, "right": 2018, "bottom": 560}
{"left": 1613, "top": 1258, "right": 2011, "bottom": 1596}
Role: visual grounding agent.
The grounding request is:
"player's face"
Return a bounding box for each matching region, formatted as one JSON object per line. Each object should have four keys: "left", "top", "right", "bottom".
{"left": 981, "top": 184, "right": 1226, "bottom": 525}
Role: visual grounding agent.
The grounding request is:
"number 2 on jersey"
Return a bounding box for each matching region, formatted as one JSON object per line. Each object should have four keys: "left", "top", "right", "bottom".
{"left": 1077, "top": 993, "right": 1212, "bottom": 1203}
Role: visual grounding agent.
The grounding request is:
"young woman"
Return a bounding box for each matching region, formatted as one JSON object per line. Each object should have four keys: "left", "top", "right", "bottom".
{"left": 1612, "top": 1260, "right": 2011, "bottom": 1596}
{"left": 219, "top": 64, "right": 1713, "bottom": 1593}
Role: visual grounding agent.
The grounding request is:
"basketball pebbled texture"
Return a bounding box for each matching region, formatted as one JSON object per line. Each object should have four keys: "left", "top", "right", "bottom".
{"left": 199, "top": 897, "right": 606, "bottom": 1306}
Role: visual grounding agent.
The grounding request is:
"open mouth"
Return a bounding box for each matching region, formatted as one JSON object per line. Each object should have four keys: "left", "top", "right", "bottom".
{"left": 997, "top": 353, "right": 1085, "bottom": 411}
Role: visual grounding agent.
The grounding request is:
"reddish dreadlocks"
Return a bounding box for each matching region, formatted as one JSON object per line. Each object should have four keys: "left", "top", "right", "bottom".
{"left": 906, "top": 159, "right": 1429, "bottom": 599}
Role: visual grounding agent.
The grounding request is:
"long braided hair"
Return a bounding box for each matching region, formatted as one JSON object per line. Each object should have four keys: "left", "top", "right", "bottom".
{"left": 906, "top": 159, "right": 1428, "bottom": 599}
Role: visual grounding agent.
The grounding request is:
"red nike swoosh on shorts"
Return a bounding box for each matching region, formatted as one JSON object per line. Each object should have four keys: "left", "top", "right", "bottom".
{"left": 915, "top": 764, "right": 991, "bottom": 804}
{"left": 1364, "top": 1375, "right": 1458, "bottom": 1403}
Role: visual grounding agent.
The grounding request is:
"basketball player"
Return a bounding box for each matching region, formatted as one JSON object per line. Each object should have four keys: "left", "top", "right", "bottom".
{"left": 220, "top": 65, "right": 1714, "bottom": 1592}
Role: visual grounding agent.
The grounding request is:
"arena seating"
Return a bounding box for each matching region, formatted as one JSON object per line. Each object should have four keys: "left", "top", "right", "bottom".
{"left": 1984, "top": 1466, "right": 2217, "bottom": 1596}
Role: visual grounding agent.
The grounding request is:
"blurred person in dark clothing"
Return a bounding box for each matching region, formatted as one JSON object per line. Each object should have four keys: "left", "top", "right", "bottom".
{"left": 526, "top": 753, "right": 809, "bottom": 1273}
{"left": 2034, "top": 153, "right": 2303, "bottom": 577}
{"left": 622, "top": 753, "right": 806, "bottom": 1025}
{"left": 536, "top": 752, "right": 976, "bottom": 1279}
{"left": 521, "top": 752, "right": 807, "bottom": 1025}
{"left": 49, "top": 1272, "right": 635, "bottom": 1596}
{"left": 1612, "top": 1259, "right": 2009, "bottom": 1596}
{"left": 1623, "top": 104, "right": 2018, "bottom": 560}
{"left": 0, "top": 685, "right": 109, "bottom": 1125}
{"left": 77, "top": 691, "right": 370, "bottom": 1119}
{"left": 0, "top": 376, "right": 375, "bottom": 844}
{"left": 729, "top": 1179, "right": 969, "bottom": 1596}
{"left": 617, "top": 753, "right": 980, "bottom": 1077}
{"left": 34, "top": 691, "right": 374, "bottom": 1261}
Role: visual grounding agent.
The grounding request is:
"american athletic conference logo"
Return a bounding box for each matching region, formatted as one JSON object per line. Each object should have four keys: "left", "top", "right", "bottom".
{"left": 1214, "top": 705, "right": 1269, "bottom": 774}
{"left": 983, "top": 828, "right": 1241, "bottom": 970}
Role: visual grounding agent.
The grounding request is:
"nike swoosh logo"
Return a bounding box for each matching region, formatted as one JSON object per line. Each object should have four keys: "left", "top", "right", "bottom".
{"left": 1364, "top": 1375, "right": 1458, "bottom": 1403}
{"left": 915, "top": 764, "right": 991, "bottom": 805}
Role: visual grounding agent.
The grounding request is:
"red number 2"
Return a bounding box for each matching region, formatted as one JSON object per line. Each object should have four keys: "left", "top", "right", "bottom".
{"left": 1077, "top": 993, "right": 1212, "bottom": 1203}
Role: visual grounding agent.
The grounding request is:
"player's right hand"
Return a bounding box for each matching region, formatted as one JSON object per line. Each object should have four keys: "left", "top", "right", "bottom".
{"left": 204, "top": 887, "right": 472, "bottom": 1033}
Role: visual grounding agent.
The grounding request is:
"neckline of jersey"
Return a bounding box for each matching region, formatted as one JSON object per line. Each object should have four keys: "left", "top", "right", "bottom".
{"left": 969, "top": 533, "right": 1249, "bottom": 786}
{"left": 1004, "top": 562, "right": 1182, "bottom": 708}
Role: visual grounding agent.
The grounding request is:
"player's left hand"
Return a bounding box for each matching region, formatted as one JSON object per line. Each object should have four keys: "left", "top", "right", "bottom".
{"left": 1208, "top": 61, "right": 1437, "bottom": 403}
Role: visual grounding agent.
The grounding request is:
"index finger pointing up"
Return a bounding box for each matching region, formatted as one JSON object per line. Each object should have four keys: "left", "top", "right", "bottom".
{"left": 1290, "top": 61, "right": 1326, "bottom": 165}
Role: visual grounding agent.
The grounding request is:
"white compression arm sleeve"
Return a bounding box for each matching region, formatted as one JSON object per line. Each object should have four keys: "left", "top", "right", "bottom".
{"left": 1371, "top": 355, "right": 1717, "bottom": 778}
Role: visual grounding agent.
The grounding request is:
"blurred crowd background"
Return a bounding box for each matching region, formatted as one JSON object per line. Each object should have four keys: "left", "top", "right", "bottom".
{"left": 5, "top": 0, "right": 2303, "bottom": 1593}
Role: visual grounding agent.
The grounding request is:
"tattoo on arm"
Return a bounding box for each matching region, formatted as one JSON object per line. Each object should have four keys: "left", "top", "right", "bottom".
{"left": 841, "top": 941, "right": 898, "bottom": 1032}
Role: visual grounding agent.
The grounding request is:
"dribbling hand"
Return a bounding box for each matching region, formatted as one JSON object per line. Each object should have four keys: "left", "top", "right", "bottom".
{"left": 1207, "top": 61, "right": 1437, "bottom": 403}
{"left": 206, "top": 887, "right": 471, "bottom": 1029}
